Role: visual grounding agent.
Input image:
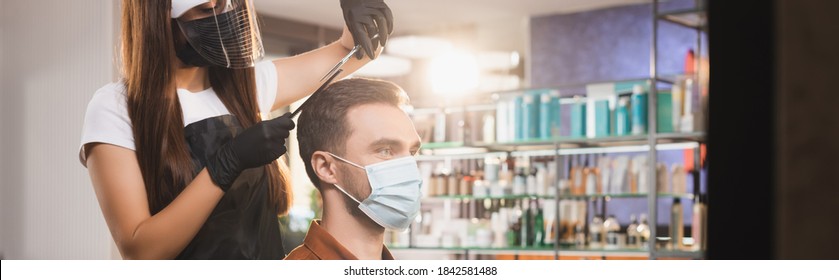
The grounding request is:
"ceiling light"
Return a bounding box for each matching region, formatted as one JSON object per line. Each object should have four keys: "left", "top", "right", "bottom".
{"left": 429, "top": 50, "right": 479, "bottom": 96}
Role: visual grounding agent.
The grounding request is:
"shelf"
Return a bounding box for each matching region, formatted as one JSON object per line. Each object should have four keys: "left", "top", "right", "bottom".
{"left": 559, "top": 193, "right": 695, "bottom": 200}
{"left": 421, "top": 193, "right": 693, "bottom": 201}
{"left": 653, "top": 249, "right": 705, "bottom": 259}
{"left": 417, "top": 142, "right": 492, "bottom": 157}
{"left": 421, "top": 141, "right": 466, "bottom": 149}
{"left": 484, "top": 132, "right": 705, "bottom": 148}
{"left": 391, "top": 246, "right": 555, "bottom": 252}
{"left": 558, "top": 248, "right": 650, "bottom": 258}
{"left": 390, "top": 247, "right": 650, "bottom": 258}
{"left": 656, "top": 73, "right": 702, "bottom": 84}
{"left": 657, "top": 131, "right": 705, "bottom": 143}
{"left": 416, "top": 151, "right": 506, "bottom": 161}
{"left": 658, "top": 8, "right": 707, "bottom": 30}
{"left": 417, "top": 132, "right": 704, "bottom": 158}
{"left": 424, "top": 194, "right": 555, "bottom": 201}
{"left": 479, "top": 135, "right": 648, "bottom": 151}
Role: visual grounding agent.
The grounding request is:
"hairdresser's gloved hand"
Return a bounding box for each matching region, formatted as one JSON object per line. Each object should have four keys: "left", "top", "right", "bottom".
{"left": 340, "top": 0, "right": 393, "bottom": 60}
{"left": 207, "top": 113, "right": 295, "bottom": 191}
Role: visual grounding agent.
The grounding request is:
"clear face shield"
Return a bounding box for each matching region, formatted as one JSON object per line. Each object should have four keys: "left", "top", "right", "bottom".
{"left": 171, "top": 0, "right": 264, "bottom": 69}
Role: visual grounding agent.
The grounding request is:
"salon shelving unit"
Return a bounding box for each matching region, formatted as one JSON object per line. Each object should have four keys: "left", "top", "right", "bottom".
{"left": 393, "top": 0, "right": 708, "bottom": 260}
{"left": 398, "top": 132, "right": 704, "bottom": 260}
{"left": 648, "top": 0, "right": 707, "bottom": 260}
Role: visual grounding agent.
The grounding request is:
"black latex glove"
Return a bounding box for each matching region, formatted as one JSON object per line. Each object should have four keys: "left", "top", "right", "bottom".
{"left": 340, "top": 0, "right": 394, "bottom": 60}
{"left": 206, "top": 113, "right": 296, "bottom": 191}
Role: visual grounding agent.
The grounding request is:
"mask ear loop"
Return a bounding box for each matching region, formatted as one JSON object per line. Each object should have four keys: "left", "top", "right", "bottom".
{"left": 332, "top": 184, "right": 362, "bottom": 205}
{"left": 326, "top": 152, "right": 366, "bottom": 205}
{"left": 327, "top": 152, "right": 365, "bottom": 170}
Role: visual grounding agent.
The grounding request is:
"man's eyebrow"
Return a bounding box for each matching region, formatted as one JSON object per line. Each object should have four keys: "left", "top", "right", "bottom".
{"left": 369, "top": 138, "right": 403, "bottom": 148}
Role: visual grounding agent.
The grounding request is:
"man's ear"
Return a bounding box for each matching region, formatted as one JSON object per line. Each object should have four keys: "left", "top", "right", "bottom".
{"left": 312, "top": 151, "right": 340, "bottom": 185}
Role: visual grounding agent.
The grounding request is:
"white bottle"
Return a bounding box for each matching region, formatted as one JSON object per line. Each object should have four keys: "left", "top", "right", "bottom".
{"left": 434, "top": 111, "right": 447, "bottom": 143}
{"left": 589, "top": 216, "right": 605, "bottom": 249}
{"left": 496, "top": 99, "right": 509, "bottom": 143}
{"left": 603, "top": 215, "right": 621, "bottom": 249}
{"left": 671, "top": 80, "right": 684, "bottom": 132}
{"left": 526, "top": 167, "right": 538, "bottom": 196}
{"left": 492, "top": 211, "right": 508, "bottom": 248}
{"left": 535, "top": 163, "right": 547, "bottom": 196}
{"left": 680, "top": 78, "right": 695, "bottom": 132}
{"left": 513, "top": 168, "right": 526, "bottom": 196}
{"left": 483, "top": 113, "right": 496, "bottom": 144}
{"left": 636, "top": 214, "right": 651, "bottom": 249}
{"left": 626, "top": 214, "right": 640, "bottom": 249}
{"left": 599, "top": 156, "right": 613, "bottom": 194}
{"left": 634, "top": 156, "right": 649, "bottom": 194}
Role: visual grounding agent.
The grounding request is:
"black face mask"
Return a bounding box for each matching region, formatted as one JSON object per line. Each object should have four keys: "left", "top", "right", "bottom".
{"left": 176, "top": 43, "right": 213, "bottom": 68}
{"left": 175, "top": 8, "right": 264, "bottom": 69}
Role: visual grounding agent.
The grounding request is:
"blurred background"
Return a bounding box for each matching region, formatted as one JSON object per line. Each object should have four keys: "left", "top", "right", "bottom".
{"left": 1, "top": 0, "right": 837, "bottom": 260}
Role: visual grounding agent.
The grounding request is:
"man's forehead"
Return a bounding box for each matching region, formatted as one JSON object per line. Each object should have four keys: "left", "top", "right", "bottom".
{"left": 345, "top": 103, "right": 416, "bottom": 142}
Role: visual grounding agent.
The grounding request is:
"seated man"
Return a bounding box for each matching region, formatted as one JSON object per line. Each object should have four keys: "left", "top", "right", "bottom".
{"left": 286, "top": 78, "right": 423, "bottom": 260}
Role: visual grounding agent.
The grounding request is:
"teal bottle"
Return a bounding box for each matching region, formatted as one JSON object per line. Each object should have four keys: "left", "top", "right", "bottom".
{"left": 522, "top": 92, "right": 539, "bottom": 140}
{"left": 616, "top": 97, "right": 631, "bottom": 136}
{"left": 514, "top": 95, "right": 523, "bottom": 141}
{"left": 631, "top": 85, "right": 647, "bottom": 135}
{"left": 571, "top": 97, "right": 587, "bottom": 138}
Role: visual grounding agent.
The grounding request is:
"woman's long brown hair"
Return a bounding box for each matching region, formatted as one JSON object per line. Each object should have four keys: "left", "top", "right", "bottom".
{"left": 121, "top": 0, "right": 291, "bottom": 215}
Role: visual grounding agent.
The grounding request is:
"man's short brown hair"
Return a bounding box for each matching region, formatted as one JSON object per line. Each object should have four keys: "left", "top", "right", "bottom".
{"left": 297, "top": 78, "right": 409, "bottom": 189}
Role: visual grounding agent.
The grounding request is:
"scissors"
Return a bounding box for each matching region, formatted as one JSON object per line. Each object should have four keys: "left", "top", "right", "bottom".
{"left": 290, "top": 34, "right": 380, "bottom": 118}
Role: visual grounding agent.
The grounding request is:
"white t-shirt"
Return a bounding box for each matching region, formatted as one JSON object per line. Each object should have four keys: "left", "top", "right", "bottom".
{"left": 79, "top": 61, "right": 279, "bottom": 165}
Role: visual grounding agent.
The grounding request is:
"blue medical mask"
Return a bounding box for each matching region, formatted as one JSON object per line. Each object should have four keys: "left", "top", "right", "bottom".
{"left": 328, "top": 152, "right": 422, "bottom": 231}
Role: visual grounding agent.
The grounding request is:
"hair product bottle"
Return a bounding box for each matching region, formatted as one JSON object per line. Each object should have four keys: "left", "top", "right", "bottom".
{"left": 626, "top": 214, "right": 639, "bottom": 249}
{"left": 427, "top": 173, "right": 438, "bottom": 197}
{"left": 532, "top": 199, "right": 545, "bottom": 247}
{"left": 449, "top": 168, "right": 461, "bottom": 196}
{"left": 570, "top": 155, "right": 584, "bottom": 195}
{"left": 604, "top": 215, "right": 621, "bottom": 249}
{"left": 589, "top": 215, "right": 604, "bottom": 249}
{"left": 631, "top": 85, "right": 647, "bottom": 135}
{"left": 584, "top": 155, "right": 601, "bottom": 195}
{"left": 657, "top": 163, "right": 669, "bottom": 193}
{"left": 691, "top": 194, "right": 707, "bottom": 251}
{"left": 670, "top": 198, "right": 684, "bottom": 250}
{"left": 436, "top": 170, "right": 448, "bottom": 197}
{"left": 520, "top": 200, "right": 531, "bottom": 247}
{"left": 637, "top": 214, "right": 651, "bottom": 248}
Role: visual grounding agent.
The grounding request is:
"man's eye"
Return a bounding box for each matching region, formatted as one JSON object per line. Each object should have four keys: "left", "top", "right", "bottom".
{"left": 377, "top": 148, "right": 393, "bottom": 158}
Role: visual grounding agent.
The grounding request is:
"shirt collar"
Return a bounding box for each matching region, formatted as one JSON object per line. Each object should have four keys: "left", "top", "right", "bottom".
{"left": 302, "top": 220, "right": 394, "bottom": 260}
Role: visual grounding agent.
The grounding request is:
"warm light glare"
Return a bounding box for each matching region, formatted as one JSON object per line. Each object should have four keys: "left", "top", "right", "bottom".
{"left": 476, "top": 51, "right": 521, "bottom": 71}
{"left": 429, "top": 50, "right": 479, "bottom": 96}
{"left": 386, "top": 36, "right": 454, "bottom": 59}
{"left": 355, "top": 55, "right": 412, "bottom": 77}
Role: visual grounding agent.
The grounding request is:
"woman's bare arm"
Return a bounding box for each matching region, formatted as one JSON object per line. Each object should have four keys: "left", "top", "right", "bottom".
{"left": 270, "top": 26, "right": 383, "bottom": 111}
{"left": 86, "top": 143, "right": 223, "bottom": 259}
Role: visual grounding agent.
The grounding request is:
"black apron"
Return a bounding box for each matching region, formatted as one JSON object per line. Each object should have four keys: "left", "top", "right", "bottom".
{"left": 176, "top": 115, "right": 285, "bottom": 259}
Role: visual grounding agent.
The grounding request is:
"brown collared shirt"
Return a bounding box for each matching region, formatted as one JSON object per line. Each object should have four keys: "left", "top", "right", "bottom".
{"left": 284, "top": 220, "right": 395, "bottom": 260}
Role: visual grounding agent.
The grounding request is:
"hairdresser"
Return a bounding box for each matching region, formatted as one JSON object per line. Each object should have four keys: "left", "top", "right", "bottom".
{"left": 79, "top": 0, "right": 393, "bottom": 259}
